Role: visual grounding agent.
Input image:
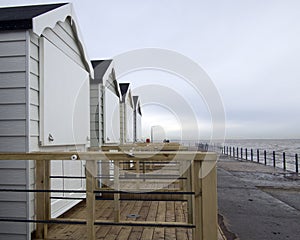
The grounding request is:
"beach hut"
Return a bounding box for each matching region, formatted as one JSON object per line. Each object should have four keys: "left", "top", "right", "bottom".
{"left": 119, "top": 83, "right": 134, "bottom": 143}
{"left": 90, "top": 60, "right": 121, "bottom": 147}
{"left": 133, "top": 96, "right": 142, "bottom": 142}
{"left": 0, "top": 3, "right": 93, "bottom": 239}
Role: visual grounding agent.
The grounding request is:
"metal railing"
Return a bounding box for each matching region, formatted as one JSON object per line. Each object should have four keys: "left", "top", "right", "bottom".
{"left": 222, "top": 146, "right": 299, "bottom": 173}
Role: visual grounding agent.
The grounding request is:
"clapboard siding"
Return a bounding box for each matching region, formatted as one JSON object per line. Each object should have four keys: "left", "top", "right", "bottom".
{"left": 0, "top": 31, "right": 28, "bottom": 240}
{"left": 0, "top": 41, "right": 26, "bottom": 57}
{"left": 0, "top": 201, "right": 27, "bottom": 218}
{"left": 90, "top": 84, "right": 100, "bottom": 147}
{"left": 0, "top": 120, "right": 26, "bottom": 136}
{"left": 0, "top": 72, "right": 26, "bottom": 88}
{"left": 30, "top": 120, "right": 39, "bottom": 136}
{"left": 0, "top": 192, "right": 27, "bottom": 202}
{"left": 0, "top": 169, "right": 26, "bottom": 185}
{"left": 0, "top": 56, "right": 26, "bottom": 72}
{"left": 0, "top": 160, "right": 26, "bottom": 168}
{"left": 0, "top": 31, "right": 26, "bottom": 41}
{"left": 0, "top": 137, "right": 26, "bottom": 152}
{"left": 0, "top": 104, "right": 26, "bottom": 120}
{"left": 30, "top": 89, "right": 39, "bottom": 106}
{"left": 0, "top": 233, "right": 27, "bottom": 240}
{"left": 30, "top": 57, "right": 39, "bottom": 76}
{"left": 30, "top": 73, "right": 39, "bottom": 91}
{"left": 0, "top": 88, "right": 26, "bottom": 104}
{"left": 0, "top": 222, "right": 26, "bottom": 234}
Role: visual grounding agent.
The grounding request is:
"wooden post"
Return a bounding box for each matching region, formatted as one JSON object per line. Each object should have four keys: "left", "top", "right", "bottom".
{"left": 251, "top": 149, "right": 253, "bottom": 161}
{"left": 273, "top": 151, "right": 276, "bottom": 167}
{"left": 264, "top": 150, "right": 267, "bottom": 165}
{"left": 86, "top": 160, "right": 96, "bottom": 240}
{"left": 193, "top": 157, "right": 217, "bottom": 240}
{"left": 187, "top": 160, "right": 194, "bottom": 225}
{"left": 257, "top": 149, "right": 260, "bottom": 163}
{"left": 35, "top": 160, "right": 50, "bottom": 239}
{"left": 114, "top": 160, "right": 120, "bottom": 222}
{"left": 136, "top": 160, "right": 140, "bottom": 190}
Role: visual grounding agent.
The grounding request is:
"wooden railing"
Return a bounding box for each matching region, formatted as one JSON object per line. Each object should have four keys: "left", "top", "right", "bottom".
{"left": 0, "top": 149, "right": 218, "bottom": 240}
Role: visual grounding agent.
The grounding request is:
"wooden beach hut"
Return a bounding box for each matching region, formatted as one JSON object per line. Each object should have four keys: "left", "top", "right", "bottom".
{"left": 133, "top": 95, "right": 142, "bottom": 142}
{"left": 119, "top": 83, "right": 134, "bottom": 143}
{"left": 90, "top": 60, "right": 121, "bottom": 147}
{"left": 0, "top": 3, "right": 93, "bottom": 239}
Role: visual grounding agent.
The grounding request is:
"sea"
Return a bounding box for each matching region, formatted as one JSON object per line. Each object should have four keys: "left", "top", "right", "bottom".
{"left": 177, "top": 139, "right": 300, "bottom": 172}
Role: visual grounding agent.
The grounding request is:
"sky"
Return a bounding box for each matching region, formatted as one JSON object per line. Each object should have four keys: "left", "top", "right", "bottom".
{"left": 1, "top": 0, "right": 300, "bottom": 140}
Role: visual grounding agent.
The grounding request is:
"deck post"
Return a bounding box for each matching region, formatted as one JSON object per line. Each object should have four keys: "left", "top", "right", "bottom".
{"left": 86, "top": 160, "right": 96, "bottom": 240}
{"left": 35, "top": 160, "right": 50, "bottom": 239}
{"left": 114, "top": 160, "right": 120, "bottom": 222}
{"left": 193, "top": 156, "right": 218, "bottom": 240}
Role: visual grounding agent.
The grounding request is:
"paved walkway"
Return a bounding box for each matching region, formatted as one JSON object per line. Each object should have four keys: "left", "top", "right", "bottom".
{"left": 217, "top": 155, "right": 300, "bottom": 240}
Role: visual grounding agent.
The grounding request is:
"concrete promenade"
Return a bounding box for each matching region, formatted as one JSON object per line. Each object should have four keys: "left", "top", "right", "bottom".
{"left": 217, "top": 155, "right": 300, "bottom": 240}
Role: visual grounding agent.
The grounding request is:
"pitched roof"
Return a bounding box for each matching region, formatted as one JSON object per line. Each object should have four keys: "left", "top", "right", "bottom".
{"left": 0, "top": 3, "right": 67, "bottom": 31}
{"left": 133, "top": 96, "right": 142, "bottom": 115}
{"left": 0, "top": 3, "right": 94, "bottom": 78}
{"left": 119, "top": 83, "right": 130, "bottom": 96}
{"left": 91, "top": 60, "right": 113, "bottom": 83}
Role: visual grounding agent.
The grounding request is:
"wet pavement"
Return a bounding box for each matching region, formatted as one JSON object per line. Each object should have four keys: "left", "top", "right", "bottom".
{"left": 217, "top": 155, "right": 300, "bottom": 240}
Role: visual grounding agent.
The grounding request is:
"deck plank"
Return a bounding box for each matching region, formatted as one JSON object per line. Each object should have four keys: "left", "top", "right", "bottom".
{"left": 45, "top": 199, "right": 191, "bottom": 240}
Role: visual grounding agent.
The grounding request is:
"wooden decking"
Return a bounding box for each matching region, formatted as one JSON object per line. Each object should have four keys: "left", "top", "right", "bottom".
{"left": 46, "top": 199, "right": 192, "bottom": 240}
{"left": 0, "top": 150, "right": 219, "bottom": 240}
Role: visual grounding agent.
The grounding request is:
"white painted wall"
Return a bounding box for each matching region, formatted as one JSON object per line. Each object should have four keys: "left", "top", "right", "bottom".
{"left": 104, "top": 88, "right": 120, "bottom": 143}
{"left": 126, "top": 104, "right": 134, "bottom": 142}
{"left": 39, "top": 37, "right": 90, "bottom": 147}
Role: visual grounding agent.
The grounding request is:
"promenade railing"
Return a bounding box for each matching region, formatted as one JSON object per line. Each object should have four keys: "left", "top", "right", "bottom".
{"left": 222, "top": 146, "right": 299, "bottom": 173}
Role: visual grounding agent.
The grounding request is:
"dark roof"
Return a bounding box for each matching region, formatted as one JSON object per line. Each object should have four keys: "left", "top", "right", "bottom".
{"left": 133, "top": 96, "right": 142, "bottom": 115}
{"left": 119, "top": 83, "right": 130, "bottom": 97}
{"left": 91, "top": 60, "right": 113, "bottom": 83}
{"left": 0, "top": 3, "right": 67, "bottom": 31}
{"left": 133, "top": 96, "right": 139, "bottom": 106}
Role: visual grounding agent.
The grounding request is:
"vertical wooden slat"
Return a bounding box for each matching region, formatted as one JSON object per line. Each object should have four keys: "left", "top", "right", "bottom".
{"left": 35, "top": 160, "right": 50, "bottom": 239}
{"left": 86, "top": 160, "right": 96, "bottom": 240}
{"left": 192, "top": 159, "right": 200, "bottom": 240}
{"left": 114, "top": 160, "right": 120, "bottom": 222}
{"left": 198, "top": 160, "right": 218, "bottom": 240}
{"left": 136, "top": 160, "right": 140, "bottom": 190}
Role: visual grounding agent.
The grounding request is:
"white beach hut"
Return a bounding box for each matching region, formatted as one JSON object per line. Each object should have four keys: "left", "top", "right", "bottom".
{"left": 0, "top": 3, "right": 93, "bottom": 239}
{"left": 90, "top": 60, "right": 121, "bottom": 147}
{"left": 133, "top": 96, "right": 142, "bottom": 142}
{"left": 119, "top": 83, "right": 134, "bottom": 143}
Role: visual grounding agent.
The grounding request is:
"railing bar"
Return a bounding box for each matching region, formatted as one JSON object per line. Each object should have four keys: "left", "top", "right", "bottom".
{"left": 94, "top": 221, "right": 196, "bottom": 228}
{"left": 94, "top": 190, "right": 196, "bottom": 195}
{"left": 0, "top": 218, "right": 86, "bottom": 225}
{"left": 95, "top": 197, "right": 188, "bottom": 202}
{"left": 50, "top": 176, "right": 85, "bottom": 179}
{"left": 50, "top": 175, "right": 187, "bottom": 180}
{"left": 0, "top": 189, "right": 86, "bottom": 193}
{"left": 51, "top": 197, "right": 85, "bottom": 200}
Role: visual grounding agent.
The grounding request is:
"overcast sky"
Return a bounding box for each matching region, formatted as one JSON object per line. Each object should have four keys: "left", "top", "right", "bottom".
{"left": 2, "top": 0, "right": 300, "bottom": 140}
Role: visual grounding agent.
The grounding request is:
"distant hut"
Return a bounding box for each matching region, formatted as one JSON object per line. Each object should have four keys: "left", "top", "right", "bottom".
{"left": 133, "top": 96, "right": 142, "bottom": 142}
{"left": 119, "top": 83, "right": 134, "bottom": 143}
{"left": 0, "top": 3, "right": 93, "bottom": 239}
{"left": 90, "top": 60, "right": 120, "bottom": 147}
